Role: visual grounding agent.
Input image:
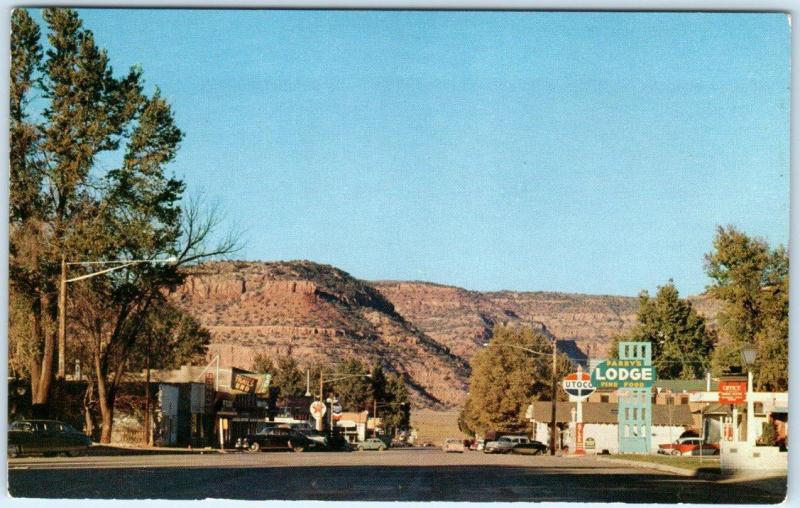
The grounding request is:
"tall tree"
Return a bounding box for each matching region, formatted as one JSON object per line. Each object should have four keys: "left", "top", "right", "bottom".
{"left": 332, "top": 358, "right": 372, "bottom": 411}
{"left": 272, "top": 356, "right": 305, "bottom": 397}
{"left": 382, "top": 373, "right": 410, "bottom": 431}
{"left": 461, "top": 326, "right": 570, "bottom": 435}
{"left": 9, "top": 8, "right": 239, "bottom": 437}
{"left": 705, "top": 226, "right": 788, "bottom": 390}
{"left": 612, "top": 281, "right": 715, "bottom": 379}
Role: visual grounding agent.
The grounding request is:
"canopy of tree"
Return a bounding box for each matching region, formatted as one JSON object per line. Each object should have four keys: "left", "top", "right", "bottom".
{"left": 610, "top": 281, "right": 715, "bottom": 379}
{"left": 705, "top": 226, "right": 788, "bottom": 391}
{"left": 460, "top": 326, "right": 570, "bottom": 436}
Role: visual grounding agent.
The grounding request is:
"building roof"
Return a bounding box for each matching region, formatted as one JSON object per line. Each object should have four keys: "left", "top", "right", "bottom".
{"left": 654, "top": 379, "right": 718, "bottom": 393}
{"left": 530, "top": 401, "right": 693, "bottom": 426}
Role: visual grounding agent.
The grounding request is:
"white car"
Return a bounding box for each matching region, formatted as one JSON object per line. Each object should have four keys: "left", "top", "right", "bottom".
{"left": 442, "top": 438, "right": 465, "bottom": 453}
{"left": 484, "top": 435, "right": 529, "bottom": 454}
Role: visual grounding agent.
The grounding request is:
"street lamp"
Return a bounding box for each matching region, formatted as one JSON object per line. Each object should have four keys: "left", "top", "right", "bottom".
{"left": 56, "top": 256, "right": 178, "bottom": 379}
{"left": 482, "top": 340, "right": 560, "bottom": 456}
{"left": 741, "top": 344, "right": 757, "bottom": 445}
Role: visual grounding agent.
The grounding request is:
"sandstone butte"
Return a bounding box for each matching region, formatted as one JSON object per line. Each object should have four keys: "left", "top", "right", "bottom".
{"left": 168, "top": 260, "right": 722, "bottom": 409}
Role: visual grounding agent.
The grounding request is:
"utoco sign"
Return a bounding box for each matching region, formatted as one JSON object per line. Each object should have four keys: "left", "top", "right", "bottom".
{"left": 562, "top": 371, "right": 596, "bottom": 399}
{"left": 591, "top": 360, "right": 656, "bottom": 389}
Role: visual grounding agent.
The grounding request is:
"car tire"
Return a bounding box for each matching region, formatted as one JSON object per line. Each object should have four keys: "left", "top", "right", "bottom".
{"left": 670, "top": 449, "right": 681, "bottom": 456}
{"left": 357, "top": 446, "right": 364, "bottom": 452}
{"left": 289, "top": 442, "right": 305, "bottom": 453}
{"left": 8, "top": 445, "right": 20, "bottom": 459}
{"left": 248, "top": 442, "right": 261, "bottom": 453}
{"left": 378, "top": 445, "right": 385, "bottom": 451}
{"left": 67, "top": 449, "right": 85, "bottom": 458}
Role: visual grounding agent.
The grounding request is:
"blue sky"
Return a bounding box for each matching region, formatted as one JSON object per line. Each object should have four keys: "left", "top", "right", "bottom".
{"left": 37, "top": 9, "right": 790, "bottom": 296}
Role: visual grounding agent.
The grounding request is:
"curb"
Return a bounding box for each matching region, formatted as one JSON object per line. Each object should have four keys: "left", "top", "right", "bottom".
{"left": 596, "top": 456, "right": 708, "bottom": 477}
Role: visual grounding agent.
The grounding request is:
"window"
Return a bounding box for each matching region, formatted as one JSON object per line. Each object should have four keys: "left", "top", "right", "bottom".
{"left": 754, "top": 402, "right": 764, "bottom": 415}
{"left": 601, "top": 395, "right": 609, "bottom": 403}
{"left": 680, "top": 396, "right": 689, "bottom": 405}
{"left": 666, "top": 396, "right": 674, "bottom": 406}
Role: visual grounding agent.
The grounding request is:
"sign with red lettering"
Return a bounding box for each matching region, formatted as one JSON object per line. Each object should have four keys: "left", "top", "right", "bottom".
{"left": 719, "top": 378, "right": 747, "bottom": 404}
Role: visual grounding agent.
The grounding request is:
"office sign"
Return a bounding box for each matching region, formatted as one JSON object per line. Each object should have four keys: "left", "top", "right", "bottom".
{"left": 719, "top": 378, "right": 747, "bottom": 404}
{"left": 591, "top": 360, "right": 656, "bottom": 389}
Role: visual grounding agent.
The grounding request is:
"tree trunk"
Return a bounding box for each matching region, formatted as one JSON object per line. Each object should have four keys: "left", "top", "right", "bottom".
{"left": 94, "top": 349, "right": 114, "bottom": 443}
{"left": 31, "top": 290, "right": 55, "bottom": 407}
{"left": 83, "top": 382, "right": 96, "bottom": 439}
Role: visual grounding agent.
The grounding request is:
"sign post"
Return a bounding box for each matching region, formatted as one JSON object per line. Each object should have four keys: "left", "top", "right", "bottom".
{"left": 562, "top": 366, "right": 595, "bottom": 455}
{"left": 591, "top": 342, "right": 656, "bottom": 454}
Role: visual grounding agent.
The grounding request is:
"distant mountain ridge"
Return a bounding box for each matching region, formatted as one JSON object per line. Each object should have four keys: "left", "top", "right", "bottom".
{"left": 169, "top": 260, "right": 720, "bottom": 408}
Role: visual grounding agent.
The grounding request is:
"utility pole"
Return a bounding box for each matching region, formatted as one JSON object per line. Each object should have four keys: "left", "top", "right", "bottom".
{"left": 57, "top": 257, "right": 67, "bottom": 379}
{"left": 550, "top": 339, "right": 558, "bottom": 456}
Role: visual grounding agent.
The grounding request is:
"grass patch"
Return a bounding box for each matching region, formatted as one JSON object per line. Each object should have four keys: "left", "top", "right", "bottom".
{"left": 605, "top": 454, "right": 720, "bottom": 472}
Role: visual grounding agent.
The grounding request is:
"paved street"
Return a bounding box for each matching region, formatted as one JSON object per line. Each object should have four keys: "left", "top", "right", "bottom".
{"left": 8, "top": 448, "right": 785, "bottom": 502}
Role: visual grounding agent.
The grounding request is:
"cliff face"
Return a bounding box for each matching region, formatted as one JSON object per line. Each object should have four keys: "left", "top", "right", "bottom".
{"left": 374, "top": 282, "right": 639, "bottom": 361}
{"left": 168, "top": 261, "right": 469, "bottom": 408}
{"left": 170, "top": 261, "right": 721, "bottom": 409}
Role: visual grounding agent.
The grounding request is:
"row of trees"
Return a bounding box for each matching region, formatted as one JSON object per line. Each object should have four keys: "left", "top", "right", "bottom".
{"left": 251, "top": 354, "right": 410, "bottom": 430}
{"left": 612, "top": 226, "right": 788, "bottom": 391}
{"left": 9, "top": 9, "right": 237, "bottom": 442}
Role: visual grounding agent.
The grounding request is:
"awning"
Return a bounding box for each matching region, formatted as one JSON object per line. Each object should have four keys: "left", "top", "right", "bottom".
{"left": 772, "top": 407, "right": 788, "bottom": 414}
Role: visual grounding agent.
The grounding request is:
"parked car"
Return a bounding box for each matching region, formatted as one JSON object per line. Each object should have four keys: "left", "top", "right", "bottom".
{"left": 442, "top": 438, "right": 465, "bottom": 453}
{"left": 484, "top": 435, "right": 529, "bottom": 454}
{"left": 356, "top": 438, "right": 388, "bottom": 451}
{"left": 8, "top": 419, "right": 92, "bottom": 458}
{"left": 657, "top": 437, "right": 719, "bottom": 456}
{"left": 236, "top": 427, "right": 317, "bottom": 452}
{"left": 470, "top": 439, "right": 485, "bottom": 451}
{"left": 511, "top": 440, "right": 548, "bottom": 455}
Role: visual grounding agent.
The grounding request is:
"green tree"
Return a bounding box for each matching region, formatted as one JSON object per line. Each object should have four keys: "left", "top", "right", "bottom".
{"left": 332, "top": 358, "right": 372, "bottom": 411}
{"left": 273, "top": 356, "right": 305, "bottom": 397}
{"left": 461, "top": 326, "right": 570, "bottom": 435}
{"left": 383, "top": 373, "right": 410, "bottom": 431}
{"left": 705, "top": 226, "right": 788, "bottom": 390}
{"left": 613, "top": 281, "right": 715, "bottom": 379}
{"left": 250, "top": 353, "right": 275, "bottom": 375}
{"left": 9, "top": 8, "right": 238, "bottom": 438}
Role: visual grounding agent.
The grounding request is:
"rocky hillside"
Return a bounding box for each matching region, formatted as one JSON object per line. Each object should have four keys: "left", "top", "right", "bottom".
{"left": 168, "top": 261, "right": 469, "bottom": 408}
{"left": 170, "top": 261, "right": 722, "bottom": 409}
{"left": 374, "top": 282, "right": 640, "bottom": 360}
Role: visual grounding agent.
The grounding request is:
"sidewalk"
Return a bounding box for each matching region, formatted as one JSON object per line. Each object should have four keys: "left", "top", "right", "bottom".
{"left": 87, "top": 444, "right": 223, "bottom": 456}
{"left": 597, "top": 456, "right": 787, "bottom": 497}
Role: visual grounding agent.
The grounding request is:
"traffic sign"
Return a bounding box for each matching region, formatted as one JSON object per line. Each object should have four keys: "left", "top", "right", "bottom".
{"left": 590, "top": 360, "right": 656, "bottom": 389}
{"left": 562, "top": 371, "right": 595, "bottom": 399}
{"left": 310, "top": 400, "right": 327, "bottom": 420}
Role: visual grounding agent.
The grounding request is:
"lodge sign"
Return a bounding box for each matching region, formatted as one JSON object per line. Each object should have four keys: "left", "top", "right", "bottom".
{"left": 590, "top": 360, "right": 656, "bottom": 389}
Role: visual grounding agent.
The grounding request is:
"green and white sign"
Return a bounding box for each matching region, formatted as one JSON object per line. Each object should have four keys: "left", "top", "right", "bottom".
{"left": 590, "top": 359, "right": 656, "bottom": 389}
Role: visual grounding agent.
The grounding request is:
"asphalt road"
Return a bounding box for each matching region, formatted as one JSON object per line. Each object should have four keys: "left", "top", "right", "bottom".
{"left": 8, "top": 448, "right": 786, "bottom": 502}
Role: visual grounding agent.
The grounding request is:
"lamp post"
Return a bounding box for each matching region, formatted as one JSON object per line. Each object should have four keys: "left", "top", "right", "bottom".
{"left": 483, "top": 340, "right": 560, "bottom": 456}
{"left": 741, "top": 344, "right": 757, "bottom": 445}
{"left": 56, "top": 256, "right": 177, "bottom": 379}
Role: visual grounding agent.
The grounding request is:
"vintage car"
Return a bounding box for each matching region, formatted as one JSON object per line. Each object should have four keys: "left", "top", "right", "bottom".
{"left": 442, "top": 438, "right": 466, "bottom": 453}
{"left": 511, "top": 440, "right": 548, "bottom": 455}
{"left": 657, "top": 437, "right": 719, "bottom": 456}
{"left": 236, "top": 427, "right": 317, "bottom": 452}
{"left": 484, "top": 435, "right": 529, "bottom": 454}
{"left": 356, "top": 437, "right": 388, "bottom": 451}
{"left": 8, "top": 419, "right": 92, "bottom": 458}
